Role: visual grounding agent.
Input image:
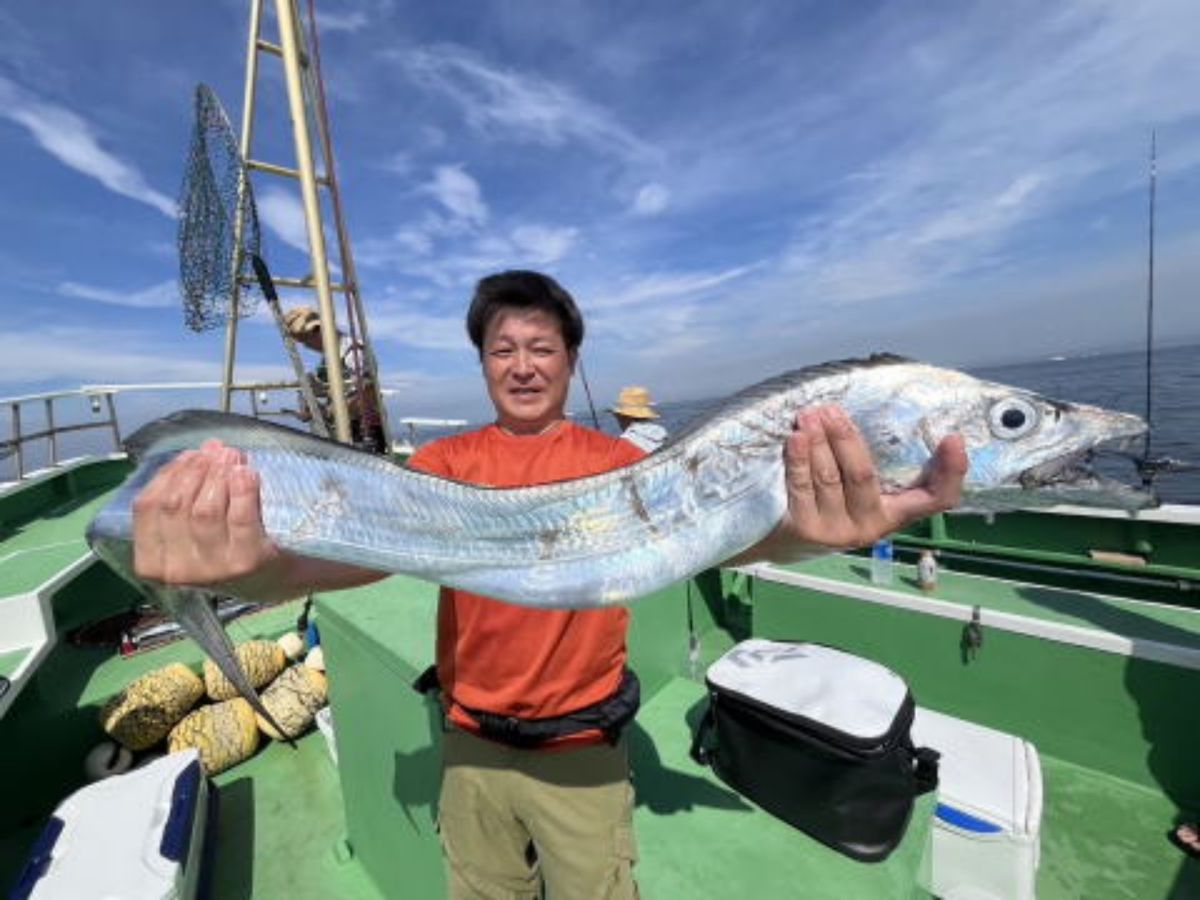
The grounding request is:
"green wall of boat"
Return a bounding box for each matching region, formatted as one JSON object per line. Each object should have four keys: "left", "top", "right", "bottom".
{"left": 0, "top": 458, "right": 129, "bottom": 535}
{"left": 897, "top": 512, "right": 1200, "bottom": 603}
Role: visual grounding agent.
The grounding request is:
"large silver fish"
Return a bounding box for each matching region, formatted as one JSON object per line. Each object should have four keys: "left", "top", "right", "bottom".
{"left": 87, "top": 355, "right": 1151, "bottom": 708}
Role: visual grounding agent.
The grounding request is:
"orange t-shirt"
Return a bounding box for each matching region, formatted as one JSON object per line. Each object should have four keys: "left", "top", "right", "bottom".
{"left": 408, "top": 420, "right": 646, "bottom": 747}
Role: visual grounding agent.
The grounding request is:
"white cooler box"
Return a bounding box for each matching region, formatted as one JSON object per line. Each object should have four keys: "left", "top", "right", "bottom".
{"left": 10, "top": 749, "right": 213, "bottom": 900}
{"left": 912, "top": 707, "right": 1043, "bottom": 900}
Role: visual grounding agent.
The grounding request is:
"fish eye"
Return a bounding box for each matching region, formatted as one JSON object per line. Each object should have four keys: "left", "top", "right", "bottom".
{"left": 988, "top": 397, "right": 1039, "bottom": 440}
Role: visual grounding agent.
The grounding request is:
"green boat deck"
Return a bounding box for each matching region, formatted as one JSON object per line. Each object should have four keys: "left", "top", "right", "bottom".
{"left": 3, "top": 460, "right": 1200, "bottom": 897}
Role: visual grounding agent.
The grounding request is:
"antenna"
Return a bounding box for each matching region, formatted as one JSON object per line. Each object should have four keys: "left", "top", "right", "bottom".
{"left": 1133, "top": 132, "right": 1200, "bottom": 484}
{"left": 575, "top": 356, "right": 602, "bottom": 430}
{"left": 1142, "top": 129, "right": 1156, "bottom": 474}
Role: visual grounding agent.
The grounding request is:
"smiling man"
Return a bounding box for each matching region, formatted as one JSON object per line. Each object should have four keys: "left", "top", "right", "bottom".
{"left": 406, "top": 271, "right": 646, "bottom": 897}
{"left": 403, "top": 270, "right": 966, "bottom": 897}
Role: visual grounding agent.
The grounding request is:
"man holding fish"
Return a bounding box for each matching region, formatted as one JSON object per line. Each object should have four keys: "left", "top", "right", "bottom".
{"left": 129, "top": 270, "right": 968, "bottom": 898}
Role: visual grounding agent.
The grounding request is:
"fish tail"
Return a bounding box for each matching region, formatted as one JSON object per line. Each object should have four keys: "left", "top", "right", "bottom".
{"left": 163, "top": 587, "right": 298, "bottom": 749}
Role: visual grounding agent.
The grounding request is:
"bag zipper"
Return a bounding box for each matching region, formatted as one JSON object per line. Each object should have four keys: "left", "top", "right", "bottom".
{"left": 708, "top": 682, "right": 916, "bottom": 757}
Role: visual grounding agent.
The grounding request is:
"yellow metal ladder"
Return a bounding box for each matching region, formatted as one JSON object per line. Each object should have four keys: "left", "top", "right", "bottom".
{"left": 221, "top": 0, "right": 390, "bottom": 449}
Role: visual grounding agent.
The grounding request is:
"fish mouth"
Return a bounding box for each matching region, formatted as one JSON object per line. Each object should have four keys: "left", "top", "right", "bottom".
{"left": 1014, "top": 435, "right": 1158, "bottom": 509}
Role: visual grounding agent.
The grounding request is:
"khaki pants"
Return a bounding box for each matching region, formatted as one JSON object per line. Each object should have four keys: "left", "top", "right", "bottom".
{"left": 438, "top": 728, "right": 639, "bottom": 900}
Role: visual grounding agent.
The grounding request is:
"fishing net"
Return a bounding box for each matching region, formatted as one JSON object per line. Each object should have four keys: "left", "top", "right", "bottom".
{"left": 174, "top": 83, "right": 328, "bottom": 437}
{"left": 177, "top": 84, "right": 262, "bottom": 332}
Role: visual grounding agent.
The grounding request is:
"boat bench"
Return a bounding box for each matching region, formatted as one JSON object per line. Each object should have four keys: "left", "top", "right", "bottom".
{"left": 0, "top": 565, "right": 92, "bottom": 720}
{"left": 0, "top": 461, "right": 130, "bottom": 720}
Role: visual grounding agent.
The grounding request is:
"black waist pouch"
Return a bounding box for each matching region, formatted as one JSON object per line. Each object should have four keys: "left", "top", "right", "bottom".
{"left": 690, "top": 640, "right": 938, "bottom": 862}
{"left": 414, "top": 665, "right": 640, "bottom": 748}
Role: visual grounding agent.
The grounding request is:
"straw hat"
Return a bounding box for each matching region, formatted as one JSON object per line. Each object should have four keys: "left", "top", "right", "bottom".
{"left": 611, "top": 386, "right": 659, "bottom": 420}
{"left": 283, "top": 306, "right": 321, "bottom": 338}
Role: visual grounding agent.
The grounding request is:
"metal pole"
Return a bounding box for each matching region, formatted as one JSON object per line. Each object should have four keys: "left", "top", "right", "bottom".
{"left": 273, "top": 0, "right": 351, "bottom": 442}
{"left": 221, "top": 0, "right": 266, "bottom": 412}
{"left": 44, "top": 398, "right": 57, "bottom": 466}
{"left": 1143, "top": 130, "right": 1156, "bottom": 465}
{"left": 105, "top": 393, "right": 122, "bottom": 449}
{"left": 11, "top": 403, "right": 22, "bottom": 480}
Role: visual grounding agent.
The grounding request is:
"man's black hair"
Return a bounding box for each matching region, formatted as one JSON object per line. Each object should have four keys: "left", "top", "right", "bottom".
{"left": 466, "top": 270, "right": 585, "bottom": 354}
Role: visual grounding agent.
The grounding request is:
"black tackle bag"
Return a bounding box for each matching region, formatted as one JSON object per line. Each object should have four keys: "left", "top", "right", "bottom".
{"left": 690, "top": 639, "right": 939, "bottom": 862}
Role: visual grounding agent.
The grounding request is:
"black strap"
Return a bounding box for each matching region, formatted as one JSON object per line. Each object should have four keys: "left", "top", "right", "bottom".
{"left": 295, "top": 593, "right": 314, "bottom": 634}
{"left": 412, "top": 664, "right": 440, "bottom": 696}
{"left": 413, "top": 666, "right": 641, "bottom": 749}
{"left": 689, "top": 703, "right": 716, "bottom": 766}
{"left": 913, "top": 745, "right": 940, "bottom": 795}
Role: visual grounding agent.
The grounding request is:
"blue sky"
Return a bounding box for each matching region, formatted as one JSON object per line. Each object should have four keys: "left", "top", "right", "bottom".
{"left": 2, "top": 0, "right": 1200, "bottom": 424}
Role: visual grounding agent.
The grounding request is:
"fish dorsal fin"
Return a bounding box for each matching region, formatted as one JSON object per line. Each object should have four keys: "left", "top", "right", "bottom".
{"left": 659, "top": 352, "right": 915, "bottom": 450}
{"left": 124, "top": 409, "right": 374, "bottom": 463}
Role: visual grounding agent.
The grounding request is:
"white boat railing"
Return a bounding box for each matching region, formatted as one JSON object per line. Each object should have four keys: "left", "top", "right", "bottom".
{"left": 1, "top": 388, "right": 121, "bottom": 480}
{"left": 0, "top": 380, "right": 301, "bottom": 482}
{"left": 392, "top": 417, "right": 469, "bottom": 455}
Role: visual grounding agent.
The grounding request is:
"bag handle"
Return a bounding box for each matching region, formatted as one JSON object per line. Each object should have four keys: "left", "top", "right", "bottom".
{"left": 913, "top": 745, "right": 940, "bottom": 796}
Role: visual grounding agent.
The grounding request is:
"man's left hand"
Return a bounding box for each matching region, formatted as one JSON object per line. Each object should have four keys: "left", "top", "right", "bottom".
{"left": 733, "top": 405, "right": 968, "bottom": 564}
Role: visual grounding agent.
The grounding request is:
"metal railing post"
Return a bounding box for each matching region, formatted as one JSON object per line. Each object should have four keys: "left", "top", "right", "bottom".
{"left": 11, "top": 403, "right": 22, "bottom": 480}
{"left": 44, "top": 398, "right": 58, "bottom": 466}
{"left": 105, "top": 393, "right": 122, "bottom": 449}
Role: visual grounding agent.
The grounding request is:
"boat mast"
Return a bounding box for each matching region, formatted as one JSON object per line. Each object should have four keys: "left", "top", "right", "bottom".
{"left": 220, "top": 0, "right": 390, "bottom": 449}
{"left": 1143, "top": 131, "right": 1156, "bottom": 470}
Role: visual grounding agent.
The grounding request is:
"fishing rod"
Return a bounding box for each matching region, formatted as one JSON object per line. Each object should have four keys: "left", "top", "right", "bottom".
{"left": 1134, "top": 131, "right": 1200, "bottom": 484}
{"left": 575, "top": 355, "right": 603, "bottom": 430}
{"left": 1142, "top": 130, "right": 1157, "bottom": 479}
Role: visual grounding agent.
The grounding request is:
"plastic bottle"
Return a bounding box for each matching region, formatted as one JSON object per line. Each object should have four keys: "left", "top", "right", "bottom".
{"left": 917, "top": 550, "right": 939, "bottom": 592}
{"left": 870, "top": 539, "right": 894, "bottom": 586}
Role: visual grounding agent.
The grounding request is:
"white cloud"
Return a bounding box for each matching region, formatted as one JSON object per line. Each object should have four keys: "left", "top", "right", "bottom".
{"left": 510, "top": 225, "right": 578, "bottom": 264}
{"left": 315, "top": 10, "right": 369, "bottom": 33}
{"left": 58, "top": 279, "right": 178, "bottom": 309}
{"left": 631, "top": 183, "right": 669, "bottom": 216}
{"left": 397, "top": 44, "right": 654, "bottom": 161}
{"left": 0, "top": 76, "right": 174, "bottom": 217}
{"left": 742, "top": 3, "right": 1200, "bottom": 308}
{"left": 379, "top": 151, "right": 414, "bottom": 177}
{"left": 0, "top": 326, "right": 289, "bottom": 388}
{"left": 995, "top": 173, "right": 1042, "bottom": 210}
{"left": 257, "top": 186, "right": 310, "bottom": 253}
{"left": 370, "top": 307, "right": 467, "bottom": 351}
{"left": 393, "top": 227, "right": 435, "bottom": 256}
{"left": 588, "top": 264, "right": 760, "bottom": 311}
{"left": 426, "top": 165, "right": 488, "bottom": 226}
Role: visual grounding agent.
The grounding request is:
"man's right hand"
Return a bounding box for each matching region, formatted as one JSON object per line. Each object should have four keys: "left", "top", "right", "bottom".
{"left": 132, "top": 440, "right": 281, "bottom": 588}
{"left": 132, "top": 438, "right": 387, "bottom": 600}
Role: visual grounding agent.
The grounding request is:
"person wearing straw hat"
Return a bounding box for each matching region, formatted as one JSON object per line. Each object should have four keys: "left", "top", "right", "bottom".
{"left": 611, "top": 385, "right": 668, "bottom": 453}
{"left": 282, "top": 305, "right": 325, "bottom": 353}
{"left": 283, "top": 305, "right": 385, "bottom": 453}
